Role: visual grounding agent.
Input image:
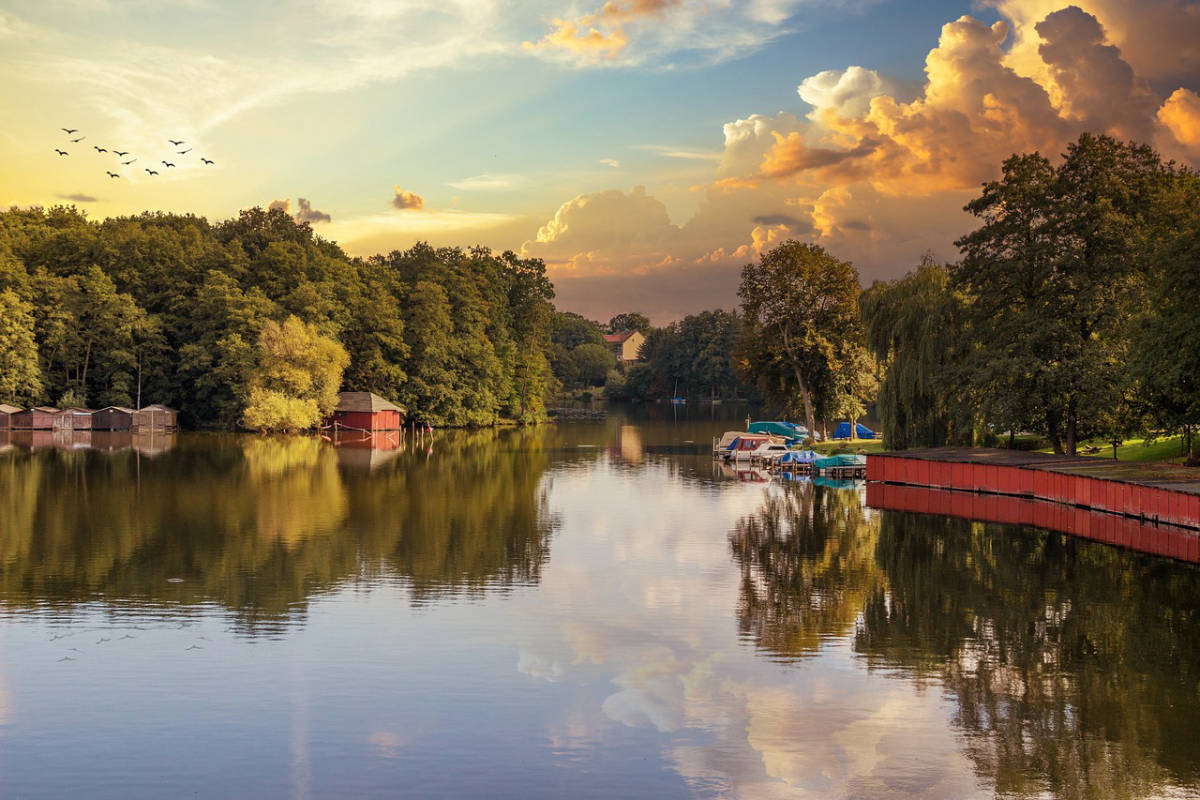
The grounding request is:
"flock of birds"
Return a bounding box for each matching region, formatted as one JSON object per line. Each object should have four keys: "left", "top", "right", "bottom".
{"left": 54, "top": 127, "right": 215, "bottom": 179}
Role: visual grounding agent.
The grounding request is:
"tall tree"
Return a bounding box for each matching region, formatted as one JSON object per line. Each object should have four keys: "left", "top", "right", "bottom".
{"left": 955, "top": 135, "right": 1167, "bottom": 454}
{"left": 862, "top": 259, "right": 972, "bottom": 449}
{"left": 0, "top": 289, "right": 44, "bottom": 405}
{"left": 241, "top": 316, "right": 349, "bottom": 433}
{"left": 1132, "top": 169, "right": 1200, "bottom": 462}
{"left": 736, "top": 241, "right": 864, "bottom": 436}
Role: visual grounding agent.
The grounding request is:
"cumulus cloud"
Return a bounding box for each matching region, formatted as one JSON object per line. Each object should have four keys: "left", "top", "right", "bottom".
{"left": 1158, "top": 88, "right": 1200, "bottom": 150}
{"left": 530, "top": 3, "right": 1200, "bottom": 322}
{"left": 268, "top": 198, "right": 290, "bottom": 213}
{"left": 797, "top": 65, "right": 888, "bottom": 120}
{"left": 58, "top": 192, "right": 98, "bottom": 203}
{"left": 294, "top": 197, "right": 331, "bottom": 224}
{"left": 391, "top": 186, "right": 424, "bottom": 210}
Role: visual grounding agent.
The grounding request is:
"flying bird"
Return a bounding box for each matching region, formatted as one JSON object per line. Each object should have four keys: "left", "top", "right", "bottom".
{"left": 201, "top": 157, "right": 214, "bottom": 165}
{"left": 177, "top": 148, "right": 192, "bottom": 154}
{"left": 121, "top": 158, "right": 136, "bottom": 165}
{"left": 55, "top": 149, "right": 68, "bottom": 156}
{"left": 93, "top": 146, "right": 107, "bottom": 153}
{"left": 61, "top": 128, "right": 78, "bottom": 134}
{"left": 162, "top": 161, "right": 175, "bottom": 167}
{"left": 70, "top": 136, "right": 85, "bottom": 143}
{"left": 145, "top": 168, "right": 158, "bottom": 175}
{"left": 168, "top": 139, "right": 184, "bottom": 146}
{"left": 106, "top": 171, "right": 119, "bottom": 178}
{"left": 113, "top": 150, "right": 128, "bottom": 157}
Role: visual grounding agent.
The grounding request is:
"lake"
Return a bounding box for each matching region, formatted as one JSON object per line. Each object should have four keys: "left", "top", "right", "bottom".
{"left": 1, "top": 413, "right": 1199, "bottom": 799}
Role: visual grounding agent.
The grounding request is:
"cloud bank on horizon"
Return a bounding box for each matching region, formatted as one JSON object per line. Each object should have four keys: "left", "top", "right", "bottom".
{"left": 1, "top": 0, "right": 1197, "bottom": 322}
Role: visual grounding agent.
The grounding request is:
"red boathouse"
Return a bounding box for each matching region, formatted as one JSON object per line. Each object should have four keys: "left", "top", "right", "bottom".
{"left": 327, "top": 392, "right": 404, "bottom": 432}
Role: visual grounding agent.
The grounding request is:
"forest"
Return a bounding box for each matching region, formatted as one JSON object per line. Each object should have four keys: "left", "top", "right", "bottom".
{"left": 0, "top": 206, "right": 556, "bottom": 429}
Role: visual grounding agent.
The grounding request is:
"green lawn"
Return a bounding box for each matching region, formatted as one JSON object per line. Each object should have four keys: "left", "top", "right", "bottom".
{"left": 1036, "top": 434, "right": 1190, "bottom": 463}
{"left": 813, "top": 438, "right": 887, "bottom": 455}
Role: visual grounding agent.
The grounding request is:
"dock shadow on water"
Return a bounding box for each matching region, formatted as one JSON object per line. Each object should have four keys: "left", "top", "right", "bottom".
{"left": 0, "top": 420, "right": 1199, "bottom": 798}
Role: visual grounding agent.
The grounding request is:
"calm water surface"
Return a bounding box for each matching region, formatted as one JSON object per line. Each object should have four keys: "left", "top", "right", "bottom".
{"left": 1, "top": 413, "right": 1199, "bottom": 798}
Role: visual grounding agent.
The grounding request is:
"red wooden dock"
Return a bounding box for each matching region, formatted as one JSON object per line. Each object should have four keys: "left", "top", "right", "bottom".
{"left": 866, "top": 448, "right": 1200, "bottom": 530}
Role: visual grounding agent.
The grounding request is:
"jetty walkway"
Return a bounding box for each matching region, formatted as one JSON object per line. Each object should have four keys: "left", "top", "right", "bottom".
{"left": 867, "top": 448, "right": 1200, "bottom": 531}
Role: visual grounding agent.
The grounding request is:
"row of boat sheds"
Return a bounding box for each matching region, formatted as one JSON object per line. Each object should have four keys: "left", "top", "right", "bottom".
{"left": 0, "top": 404, "right": 178, "bottom": 431}
{"left": 713, "top": 421, "right": 868, "bottom": 479}
{"left": 0, "top": 393, "right": 412, "bottom": 434}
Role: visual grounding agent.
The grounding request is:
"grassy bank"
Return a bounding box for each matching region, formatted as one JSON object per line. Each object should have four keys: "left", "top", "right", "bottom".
{"left": 813, "top": 438, "right": 887, "bottom": 456}
{"left": 1036, "top": 434, "right": 1191, "bottom": 463}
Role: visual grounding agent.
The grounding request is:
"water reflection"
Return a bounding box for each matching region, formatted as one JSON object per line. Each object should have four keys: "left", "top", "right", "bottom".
{"left": 0, "top": 429, "right": 556, "bottom": 627}
{"left": 729, "top": 477, "right": 1200, "bottom": 797}
{"left": 1, "top": 419, "right": 1198, "bottom": 798}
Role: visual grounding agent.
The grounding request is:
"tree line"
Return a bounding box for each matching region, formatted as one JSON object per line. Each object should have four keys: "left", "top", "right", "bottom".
{"left": 708, "top": 133, "right": 1197, "bottom": 457}
{"left": 863, "top": 133, "right": 1199, "bottom": 458}
{"left": 0, "top": 206, "right": 555, "bottom": 430}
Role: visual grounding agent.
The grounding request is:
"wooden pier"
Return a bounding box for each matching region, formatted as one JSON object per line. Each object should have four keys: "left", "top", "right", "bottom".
{"left": 867, "top": 448, "right": 1200, "bottom": 531}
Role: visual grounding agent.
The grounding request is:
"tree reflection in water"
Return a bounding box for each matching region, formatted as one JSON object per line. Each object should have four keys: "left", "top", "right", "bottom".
{"left": 730, "top": 479, "right": 1200, "bottom": 798}
{"left": 0, "top": 429, "right": 556, "bottom": 630}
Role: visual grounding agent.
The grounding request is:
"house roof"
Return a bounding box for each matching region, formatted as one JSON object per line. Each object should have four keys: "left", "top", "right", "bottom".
{"left": 26, "top": 406, "right": 59, "bottom": 413}
{"left": 0, "top": 404, "right": 21, "bottom": 414}
{"left": 61, "top": 407, "right": 94, "bottom": 414}
{"left": 603, "top": 330, "right": 640, "bottom": 344}
{"left": 98, "top": 406, "right": 136, "bottom": 414}
{"left": 138, "top": 404, "right": 177, "bottom": 412}
{"left": 334, "top": 391, "right": 405, "bottom": 414}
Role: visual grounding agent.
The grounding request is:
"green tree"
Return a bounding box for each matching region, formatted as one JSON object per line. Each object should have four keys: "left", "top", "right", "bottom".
{"left": 571, "top": 342, "right": 616, "bottom": 387}
{"left": 736, "top": 241, "right": 864, "bottom": 436}
{"left": 861, "top": 259, "right": 972, "bottom": 448}
{"left": 955, "top": 135, "right": 1167, "bottom": 454}
{"left": 607, "top": 312, "right": 651, "bottom": 335}
{"left": 241, "top": 316, "right": 349, "bottom": 433}
{"left": 0, "top": 288, "right": 44, "bottom": 404}
{"left": 1132, "top": 170, "right": 1200, "bottom": 462}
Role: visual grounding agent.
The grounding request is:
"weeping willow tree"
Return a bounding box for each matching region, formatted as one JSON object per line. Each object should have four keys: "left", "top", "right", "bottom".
{"left": 860, "top": 257, "right": 973, "bottom": 449}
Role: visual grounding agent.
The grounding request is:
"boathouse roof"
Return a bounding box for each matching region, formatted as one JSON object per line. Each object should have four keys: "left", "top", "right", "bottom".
{"left": 334, "top": 392, "right": 404, "bottom": 414}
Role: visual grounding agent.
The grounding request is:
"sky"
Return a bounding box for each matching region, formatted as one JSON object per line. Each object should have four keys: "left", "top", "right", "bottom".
{"left": 2, "top": 0, "right": 1199, "bottom": 323}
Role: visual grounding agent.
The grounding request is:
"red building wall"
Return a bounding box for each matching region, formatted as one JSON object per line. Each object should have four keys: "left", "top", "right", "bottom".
{"left": 333, "top": 410, "right": 402, "bottom": 431}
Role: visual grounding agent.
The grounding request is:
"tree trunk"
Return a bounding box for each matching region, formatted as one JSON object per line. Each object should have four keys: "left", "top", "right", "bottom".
{"left": 793, "top": 365, "right": 815, "bottom": 440}
{"left": 1046, "top": 408, "right": 1064, "bottom": 455}
{"left": 1065, "top": 396, "right": 1078, "bottom": 456}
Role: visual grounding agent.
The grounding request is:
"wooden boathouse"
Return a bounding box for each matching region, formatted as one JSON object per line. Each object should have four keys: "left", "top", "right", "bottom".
{"left": 12, "top": 406, "right": 59, "bottom": 430}
{"left": 0, "top": 404, "right": 20, "bottom": 430}
{"left": 327, "top": 392, "right": 404, "bottom": 432}
{"left": 53, "top": 407, "right": 94, "bottom": 431}
{"left": 133, "top": 404, "right": 178, "bottom": 431}
{"left": 93, "top": 406, "right": 136, "bottom": 431}
{"left": 867, "top": 448, "right": 1200, "bottom": 530}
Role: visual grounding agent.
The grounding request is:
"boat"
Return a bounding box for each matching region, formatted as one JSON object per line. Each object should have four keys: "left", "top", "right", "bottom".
{"left": 669, "top": 380, "right": 686, "bottom": 405}
{"left": 715, "top": 432, "right": 780, "bottom": 461}
{"left": 748, "top": 420, "right": 821, "bottom": 443}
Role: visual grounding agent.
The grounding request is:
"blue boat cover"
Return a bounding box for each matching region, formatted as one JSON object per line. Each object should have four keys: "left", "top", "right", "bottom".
{"left": 748, "top": 421, "right": 809, "bottom": 442}
{"left": 832, "top": 422, "right": 875, "bottom": 440}
{"left": 814, "top": 453, "right": 867, "bottom": 469}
